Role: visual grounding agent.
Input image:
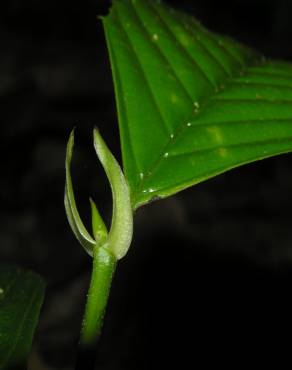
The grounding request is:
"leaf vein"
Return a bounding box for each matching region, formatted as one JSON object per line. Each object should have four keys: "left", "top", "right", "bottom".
{"left": 247, "top": 70, "right": 292, "bottom": 80}
{"left": 150, "top": 2, "right": 217, "bottom": 89}
{"left": 189, "top": 18, "right": 244, "bottom": 67}
{"left": 129, "top": 1, "right": 195, "bottom": 106}
{"left": 187, "top": 117, "right": 292, "bottom": 130}
{"left": 167, "top": 137, "right": 292, "bottom": 159}
{"left": 230, "top": 81, "right": 292, "bottom": 90}
{"left": 210, "top": 97, "right": 292, "bottom": 104}
{"left": 115, "top": 8, "right": 172, "bottom": 138}
{"left": 179, "top": 19, "right": 231, "bottom": 77}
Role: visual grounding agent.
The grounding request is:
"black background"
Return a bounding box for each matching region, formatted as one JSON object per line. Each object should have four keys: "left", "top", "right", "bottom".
{"left": 2, "top": 0, "right": 292, "bottom": 368}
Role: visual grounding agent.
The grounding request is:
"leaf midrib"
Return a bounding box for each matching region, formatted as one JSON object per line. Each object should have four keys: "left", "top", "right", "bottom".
{"left": 132, "top": 59, "right": 263, "bottom": 205}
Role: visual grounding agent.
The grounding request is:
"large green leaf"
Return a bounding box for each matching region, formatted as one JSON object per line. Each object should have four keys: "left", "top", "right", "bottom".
{"left": 0, "top": 266, "right": 45, "bottom": 370}
{"left": 103, "top": 0, "right": 292, "bottom": 209}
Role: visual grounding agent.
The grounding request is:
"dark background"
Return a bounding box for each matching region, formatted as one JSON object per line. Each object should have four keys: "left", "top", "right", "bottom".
{"left": 2, "top": 0, "right": 292, "bottom": 369}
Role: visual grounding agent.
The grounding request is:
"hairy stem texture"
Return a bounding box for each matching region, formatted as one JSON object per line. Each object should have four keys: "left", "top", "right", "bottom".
{"left": 80, "top": 246, "right": 117, "bottom": 349}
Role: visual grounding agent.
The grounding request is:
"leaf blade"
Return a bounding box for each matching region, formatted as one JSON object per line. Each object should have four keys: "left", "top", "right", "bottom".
{"left": 64, "top": 130, "right": 96, "bottom": 255}
{"left": 93, "top": 128, "right": 133, "bottom": 260}
{"left": 0, "top": 266, "right": 45, "bottom": 370}
{"left": 103, "top": 0, "right": 292, "bottom": 209}
{"left": 90, "top": 197, "right": 108, "bottom": 244}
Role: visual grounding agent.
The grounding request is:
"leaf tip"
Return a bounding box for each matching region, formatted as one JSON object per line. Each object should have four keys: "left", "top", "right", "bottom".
{"left": 93, "top": 127, "right": 107, "bottom": 163}
{"left": 89, "top": 197, "right": 108, "bottom": 244}
{"left": 66, "top": 128, "right": 76, "bottom": 164}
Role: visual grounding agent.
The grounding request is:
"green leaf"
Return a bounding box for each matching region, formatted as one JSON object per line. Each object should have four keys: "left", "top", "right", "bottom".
{"left": 65, "top": 129, "right": 96, "bottom": 256}
{"left": 64, "top": 129, "right": 133, "bottom": 260}
{"left": 0, "top": 266, "right": 45, "bottom": 370}
{"left": 93, "top": 128, "right": 133, "bottom": 260}
{"left": 90, "top": 197, "right": 108, "bottom": 244}
{"left": 103, "top": 0, "right": 292, "bottom": 209}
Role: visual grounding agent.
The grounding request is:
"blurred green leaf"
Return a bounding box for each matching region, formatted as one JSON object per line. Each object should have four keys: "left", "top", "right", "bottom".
{"left": 103, "top": 0, "right": 292, "bottom": 209}
{"left": 0, "top": 266, "right": 45, "bottom": 370}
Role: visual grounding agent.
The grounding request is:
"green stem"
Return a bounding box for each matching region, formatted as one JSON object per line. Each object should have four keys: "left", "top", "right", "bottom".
{"left": 80, "top": 245, "right": 117, "bottom": 350}
{"left": 66, "top": 129, "right": 133, "bottom": 368}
